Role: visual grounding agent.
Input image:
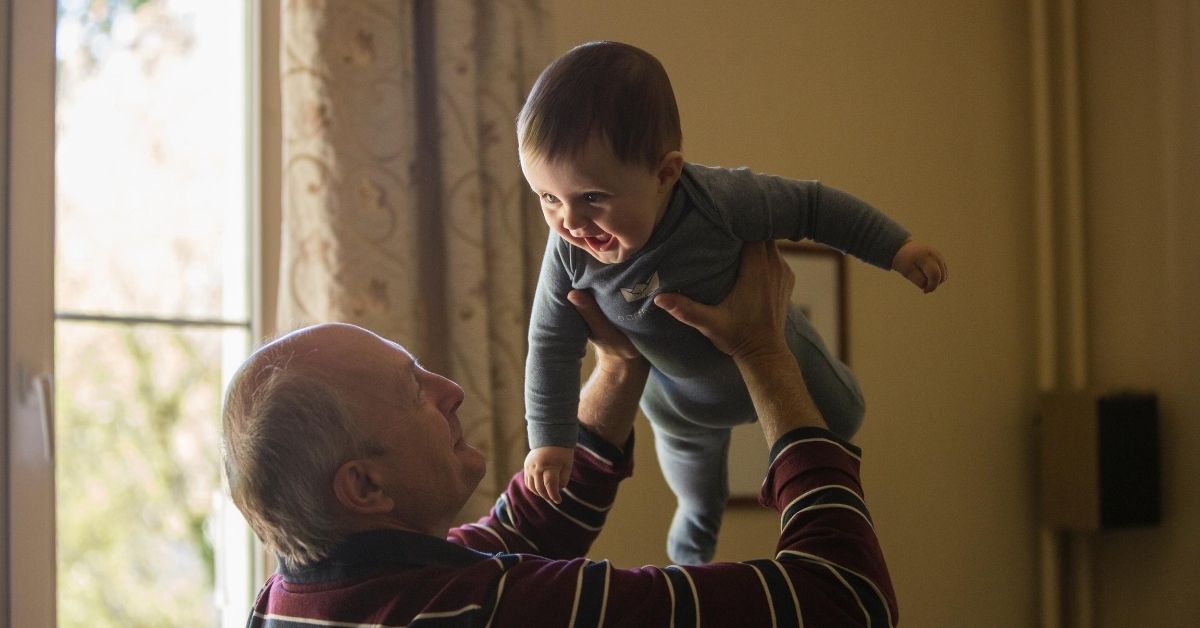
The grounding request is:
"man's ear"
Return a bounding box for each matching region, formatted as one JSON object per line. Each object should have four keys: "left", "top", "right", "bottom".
{"left": 656, "top": 150, "right": 684, "bottom": 190}
{"left": 333, "top": 459, "right": 395, "bottom": 514}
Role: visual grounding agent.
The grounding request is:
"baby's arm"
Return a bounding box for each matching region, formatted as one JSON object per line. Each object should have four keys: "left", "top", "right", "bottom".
{"left": 779, "top": 181, "right": 950, "bottom": 293}
{"left": 698, "top": 166, "right": 950, "bottom": 292}
{"left": 524, "top": 236, "right": 590, "bottom": 502}
{"left": 525, "top": 287, "right": 649, "bottom": 504}
{"left": 892, "top": 238, "right": 949, "bottom": 293}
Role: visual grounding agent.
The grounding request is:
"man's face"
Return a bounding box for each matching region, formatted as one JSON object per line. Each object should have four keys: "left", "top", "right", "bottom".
{"left": 520, "top": 138, "right": 674, "bottom": 264}
{"left": 364, "top": 340, "right": 487, "bottom": 530}
{"left": 309, "top": 324, "right": 486, "bottom": 533}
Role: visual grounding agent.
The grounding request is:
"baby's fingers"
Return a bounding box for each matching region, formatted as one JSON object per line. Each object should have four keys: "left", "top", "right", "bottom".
{"left": 524, "top": 468, "right": 543, "bottom": 500}
{"left": 542, "top": 470, "right": 562, "bottom": 504}
{"left": 904, "top": 266, "right": 929, "bottom": 291}
{"left": 921, "top": 258, "right": 945, "bottom": 292}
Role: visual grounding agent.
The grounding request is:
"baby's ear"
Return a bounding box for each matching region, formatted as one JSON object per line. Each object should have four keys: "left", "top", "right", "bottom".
{"left": 656, "top": 151, "right": 684, "bottom": 188}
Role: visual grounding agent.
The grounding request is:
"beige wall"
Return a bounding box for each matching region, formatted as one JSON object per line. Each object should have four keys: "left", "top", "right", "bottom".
{"left": 1080, "top": 2, "right": 1200, "bottom": 627}
{"left": 548, "top": 1, "right": 1199, "bottom": 627}
{"left": 549, "top": 1, "right": 1037, "bottom": 626}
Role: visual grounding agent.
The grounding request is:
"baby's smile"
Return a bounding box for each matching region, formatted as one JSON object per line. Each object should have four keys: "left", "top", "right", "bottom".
{"left": 583, "top": 232, "right": 616, "bottom": 254}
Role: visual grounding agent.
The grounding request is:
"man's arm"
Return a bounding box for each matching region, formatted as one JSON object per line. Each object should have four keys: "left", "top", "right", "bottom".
{"left": 450, "top": 288, "right": 648, "bottom": 558}
{"left": 457, "top": 244, "right": 896, "bottom": 626}
{"left": 449, "top": 426, "right": 633, "bottom": 558}
{"left": 569, "top": 289, "right": 650, "bottom": 448}
{"left": 658, "top": 242, "right": 895, "bottom": 623}
{"left": 485, "top": 431, "right": 893, "bottom": 627}
{"left": 654, "top": 241, "right": 821, "bottom": 441}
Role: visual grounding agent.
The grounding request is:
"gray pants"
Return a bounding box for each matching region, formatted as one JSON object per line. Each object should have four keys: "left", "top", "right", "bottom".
{"left": 640, "top": 306, "right": 864, "bottom": 565}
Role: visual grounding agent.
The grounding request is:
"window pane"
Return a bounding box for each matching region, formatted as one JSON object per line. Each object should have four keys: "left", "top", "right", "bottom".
{"left": 54, "top": 1, "right": 255, "bottom": 624}
{"left": 55, "top": 0, "right": 248, "bottom": 321}
{"left": 55, "top": 321, "right": 249, "bottom": 627}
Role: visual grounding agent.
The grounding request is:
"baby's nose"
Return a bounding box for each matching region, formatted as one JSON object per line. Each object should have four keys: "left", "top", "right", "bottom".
{"left": 561, "top": 205, "right": 589, "bottom": 231}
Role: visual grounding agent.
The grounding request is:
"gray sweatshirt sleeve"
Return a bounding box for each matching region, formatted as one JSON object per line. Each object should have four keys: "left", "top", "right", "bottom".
{"left": 524, "top": 234, "right": 590, "bottom": 449}
{"left": 688, "top": 165, "right": 911, "bottom": 269}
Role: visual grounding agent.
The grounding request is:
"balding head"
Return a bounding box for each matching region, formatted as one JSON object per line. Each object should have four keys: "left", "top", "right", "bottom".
{"left": 242, "top": 323, "right": 379, "bottom": 399}
{"left": 222, "top": 323, "right": 387, "bottom": 567}
{"left": 222, "top": 323, "right": 484, "bottom": 567}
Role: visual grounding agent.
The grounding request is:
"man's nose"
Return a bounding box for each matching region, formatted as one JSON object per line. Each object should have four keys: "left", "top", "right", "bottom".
{"left": 430, "top": 371, "right": 464, "bottom": 414}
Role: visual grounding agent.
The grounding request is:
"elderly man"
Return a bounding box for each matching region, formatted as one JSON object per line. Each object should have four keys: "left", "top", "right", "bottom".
{"left": 222, "top": 242, "right": 896, "bottom": 627}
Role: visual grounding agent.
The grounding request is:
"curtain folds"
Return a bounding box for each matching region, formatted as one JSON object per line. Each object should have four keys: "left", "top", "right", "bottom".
{"left": 279, "top": 0, "right": 548, "bottom": 517}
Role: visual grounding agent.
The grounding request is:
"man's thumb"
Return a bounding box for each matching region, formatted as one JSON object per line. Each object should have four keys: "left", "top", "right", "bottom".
{"left": 654, "top": 292, "right": 706, "bottom": 328}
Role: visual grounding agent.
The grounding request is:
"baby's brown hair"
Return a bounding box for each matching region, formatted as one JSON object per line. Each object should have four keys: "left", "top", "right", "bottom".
{"left": 518, "top": 41, "right": 681, "bottom": 168}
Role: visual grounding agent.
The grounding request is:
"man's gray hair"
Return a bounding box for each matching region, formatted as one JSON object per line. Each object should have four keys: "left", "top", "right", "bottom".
{"left": 221, "top": 351, "right": 368, "bottom": 568}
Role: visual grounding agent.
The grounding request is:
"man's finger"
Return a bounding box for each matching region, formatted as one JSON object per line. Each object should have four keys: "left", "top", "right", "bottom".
{"left": 654, "top": 292, "right": 710, "bottom": 329}
{"left": 567, "top": 289, "right": 600, "bottom": 326}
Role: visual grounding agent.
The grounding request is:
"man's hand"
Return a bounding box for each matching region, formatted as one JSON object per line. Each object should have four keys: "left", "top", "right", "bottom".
{"left": 567, "top": 289, "right": 648, "bottom": 448}
{"left": 567, "top": 289, "right": 645, "bottom": 368}
{"left": 524, "top": 446, "right": 574, "bottom": 504}
{"left": 654, "top": 242, "right": 825, "bottom": 443}
{"left": 891, "top": 239, "right": 948, "bottom": 293}
{"left": 653, "top": 241, "right": 794, "bottom": 362}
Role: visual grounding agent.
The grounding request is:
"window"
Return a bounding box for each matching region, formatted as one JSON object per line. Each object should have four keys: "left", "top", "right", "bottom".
{"left": 54, "top": 0, "right": 259, "bottom": 624}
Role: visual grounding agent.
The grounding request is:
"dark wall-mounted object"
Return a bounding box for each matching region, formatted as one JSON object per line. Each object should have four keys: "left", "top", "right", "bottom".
{"left": 1038, "top": 389, "right": 1161, "bottom": 530}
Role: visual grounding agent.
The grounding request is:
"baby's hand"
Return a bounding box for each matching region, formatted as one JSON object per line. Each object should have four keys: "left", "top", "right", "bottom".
{"left": 891, "top": 239, "right": 949, "bottom": 293}
{"left": 524, "top": 446, "right": 574, "bottom": 504}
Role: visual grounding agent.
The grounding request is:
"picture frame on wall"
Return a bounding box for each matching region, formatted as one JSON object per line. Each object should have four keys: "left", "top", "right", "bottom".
{"left": 726, "top": 241, "right": 848, "bottom": 505}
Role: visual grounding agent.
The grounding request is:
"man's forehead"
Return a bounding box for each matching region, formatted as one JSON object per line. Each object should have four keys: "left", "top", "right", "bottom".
{"left": 276, "top": 325, "right": 422, "bottom": 408}
{"left": 262, "top": 323, "right": 412, "bottom": 373}
{"left": 382, "top": 337, "right": 413, "bottom": 360}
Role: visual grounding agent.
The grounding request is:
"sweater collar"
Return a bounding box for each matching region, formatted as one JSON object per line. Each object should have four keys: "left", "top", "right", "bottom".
{"left": 641, "top": 172, "right": 691, "bottom": 252}
{"left": 279, "top": 529, "right": 491, "bottom": 584}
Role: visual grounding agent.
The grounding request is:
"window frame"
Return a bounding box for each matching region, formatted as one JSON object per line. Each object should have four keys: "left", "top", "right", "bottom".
{"left": 3, "top": 0, "right": 282, "bottom": 623}
{"left": 5, "top": 0, "right": 57, "bottom": 625}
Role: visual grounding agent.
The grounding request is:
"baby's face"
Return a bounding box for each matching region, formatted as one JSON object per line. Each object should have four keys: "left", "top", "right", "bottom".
{"left": 520, "top": 139, "right": 676, "bottom": 264}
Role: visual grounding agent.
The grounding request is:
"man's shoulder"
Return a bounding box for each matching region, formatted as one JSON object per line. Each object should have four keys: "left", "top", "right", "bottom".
{"left": 254, "top": 558, "right": 514, "bottom": 627}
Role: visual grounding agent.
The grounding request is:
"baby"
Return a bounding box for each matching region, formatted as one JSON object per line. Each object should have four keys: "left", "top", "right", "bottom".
{"left": 519, "top": 41, "right": 946, "bottom": 565}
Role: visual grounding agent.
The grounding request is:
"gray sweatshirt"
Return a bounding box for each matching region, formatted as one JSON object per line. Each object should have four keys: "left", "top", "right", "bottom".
{"left": 525, "top": 163, "right": 910, "bottom": 448}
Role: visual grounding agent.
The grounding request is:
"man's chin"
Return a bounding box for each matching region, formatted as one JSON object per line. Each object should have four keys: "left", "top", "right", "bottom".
{"left": 457, "top": 440, "right": 487, "bottom": 481}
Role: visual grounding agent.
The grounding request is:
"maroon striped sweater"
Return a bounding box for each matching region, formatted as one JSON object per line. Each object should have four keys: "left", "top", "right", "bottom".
{"left": 248, "top": 426, "right": 897, "bottom": 627}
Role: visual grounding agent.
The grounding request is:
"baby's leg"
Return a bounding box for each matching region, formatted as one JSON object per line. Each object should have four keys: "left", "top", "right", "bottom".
{"left": 642, "top": 373, "right": 732, "bottom": 565}
{"left": 786, "top": 305, "right": 865, "bottom": 440}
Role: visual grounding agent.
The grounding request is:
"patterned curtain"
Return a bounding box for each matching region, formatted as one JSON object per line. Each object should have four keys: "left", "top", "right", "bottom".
{"left": 278, "top": 0, "right": 548, "bottom": 517}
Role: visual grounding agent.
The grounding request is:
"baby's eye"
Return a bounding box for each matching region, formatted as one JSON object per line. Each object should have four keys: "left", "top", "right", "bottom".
{"left": 540, "top": 193, "right": 560, "bottom": 204}
{"left": 582, "top": 192, "right": 604, "bottom": 204}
